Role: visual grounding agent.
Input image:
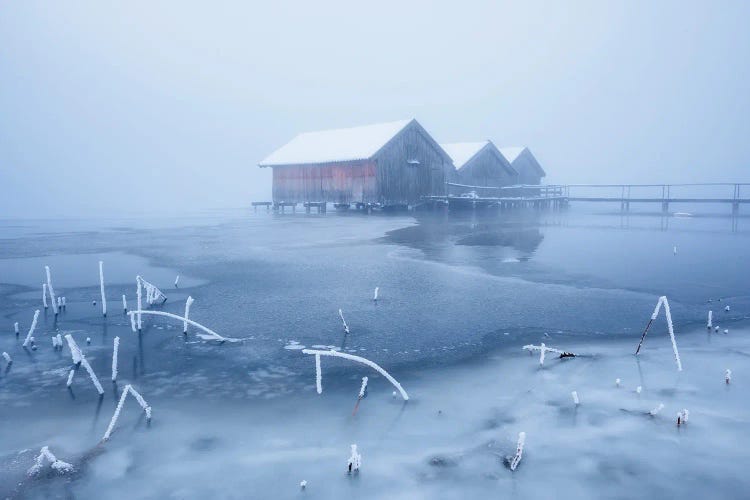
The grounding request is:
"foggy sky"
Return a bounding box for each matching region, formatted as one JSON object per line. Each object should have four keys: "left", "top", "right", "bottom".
{"left": 1, "top": 1, "right": 749, "bottom": 217}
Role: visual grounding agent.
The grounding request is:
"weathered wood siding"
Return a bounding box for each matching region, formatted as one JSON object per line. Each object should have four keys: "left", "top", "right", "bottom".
{"left": 457, "top": 148, "right": 518, "bottom": 188}
{"left": 373, "top": 126, "right": 451, "bottom": 205}
{"left": 512, "top": 152, "right": 544, "bottom": 185}
{"left": 272, "top": 160, "right": 377, "bottom": 203}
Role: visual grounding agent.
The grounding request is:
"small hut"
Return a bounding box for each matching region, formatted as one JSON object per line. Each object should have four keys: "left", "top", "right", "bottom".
{"left": 499, "top": 147, "right": 546, "bottom": 185}
{"left": 259, "top": 119, "right": 453, "bottom": 208}
{"left": 441, "top": 141, "right": 517, "bottom": 194}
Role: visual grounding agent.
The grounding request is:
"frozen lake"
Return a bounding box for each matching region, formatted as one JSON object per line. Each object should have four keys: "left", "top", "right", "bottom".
{"left": 1, "top": 207, "right": 749, "bottom": 499}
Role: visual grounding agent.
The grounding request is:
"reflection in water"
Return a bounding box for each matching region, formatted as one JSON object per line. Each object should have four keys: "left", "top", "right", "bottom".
{"left": 383, "top": 212, "right": 545, "bottom": 261}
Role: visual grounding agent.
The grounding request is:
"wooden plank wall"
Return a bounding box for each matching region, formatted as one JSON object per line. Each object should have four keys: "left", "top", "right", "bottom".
{"left": 272, "top": 160, "right": 377, "bottom": 203}
{"left": 374, "top": 126, "right": 450, "bottom": 205}
{"left": 457, "top": 148, "right": 518, "bottom": 189}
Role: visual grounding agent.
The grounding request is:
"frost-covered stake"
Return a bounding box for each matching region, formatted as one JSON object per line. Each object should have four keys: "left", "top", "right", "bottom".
{"left": 615, "top": 378, "right": 621, "bottom": 387}
{"left": 353, "top": 376, "right": 369, "bottom": 415}
{"left": 55, "top": 334, "right": 62, "bottom": 348}
{"left": 649, "top": 403, "right": 664, "bottom": 416}
{"left": 27, "top": 446, "right": 74, "bottom": 476}
{"left": 315, "top": 354, "right": 322, "bottom": 394}
{"left": 14, "top": 322, "right": 19, "bottom": 336}
{"left": 136, "top": 275, "right": 143, "bottom": 331}
{"left": 635, "top": 296, "right": 682, "bottom": 371}
{"left": 725, "top": 369, "right": 732, "bottom": 384}
{"left": 86, "top": 337, "right": 91, "bottom": 345}
{"left": 509, "top": 432, "right": 526, "bottom": 471}
{"left": 636, "top": 386, "right": 642, "bottom": 394}
{"left": 66, "top": 369, "right": 75, "bottom": 387}
{"left": 300, "top": 480, "right": 307, "bottom": 490}
{"left": 677, "top": 408, "right": 689, "bottom": 426}
{"left": 347, "top": 444, "right": 361, "bottom": 473}
{"left": 64, "top": 334, "right": 104, "bottom": 395}
{"left": 522, "top": 343, "right": 575, "bottom": 366}
{"left": 373, "top": 287, "right": 379, "bottom": 302}
{"left": 42, "top": 284, "right": 48, "bottom": 309}
{"left": 111, "top": 336, "right": 120, "bottom": 381}
{"left": 127, "top": 310, "right": 239, "bottom": 342}
{"left": 183, "top": 296, "right": 194, "bottom": 334}
{"left": 707, "top": 310, "right": 713, "bottom": 329}
{"left": 673, "top": 245, "right": 677, "bottom": 255}
{"left": 725, "top": 305, "right": 730, "bottom": 312}
{"left": 45, "top": 266, "right": 58, "bottom": 315}
{"left": 61, "top": 297, "right": 66, "bottom": 309}
{"left": 2, "top": 352, "right": 11, "bottom": 364}
{"left": 99, "top": 260, "right": 107, "bottom": 316}
{"left": 102, "top": 384, "right": 152, "bottom": 441}
{"left": 302, "top": 349, "right": 409, "bottom": 400}
{"left": 339, "top": 309, "right": 350, "bottom": 334}
{"left": 22, "top": 310, "right": 40, "bottom": 348}
{"left": 571, "top": 391, "right": 580, "bottom": 405}
{"left": 57, "top": 297, "right": 62, "bottom": 310}
{"left": 174, "top": 275, "right": 180, "bottom": 288}
{"left": 122, "top": 294, "right": 127, "bottom": 313}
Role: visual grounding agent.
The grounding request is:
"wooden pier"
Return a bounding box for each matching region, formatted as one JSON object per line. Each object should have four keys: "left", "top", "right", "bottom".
{"left": 563, "top": 183, "right": 749, "bottom": 215}
{"left": 254, "top": 183, "right": 749, "bottom": 215}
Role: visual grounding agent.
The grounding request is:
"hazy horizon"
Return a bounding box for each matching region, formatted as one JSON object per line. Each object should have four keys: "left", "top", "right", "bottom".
{"left": 1, "top": 1, "right": 749, "bottom": 217}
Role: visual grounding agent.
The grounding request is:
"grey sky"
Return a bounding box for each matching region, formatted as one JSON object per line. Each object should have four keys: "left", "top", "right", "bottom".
{"left": 1, "top": 1, "right": 748, "bottom": 217}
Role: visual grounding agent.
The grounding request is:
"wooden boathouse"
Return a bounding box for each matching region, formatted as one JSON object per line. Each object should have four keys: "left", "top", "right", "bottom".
{"left": 258, "top": 119, "right": 454, "bottom": 209}
{"left": 499, "top": 147, "right": 546, "bottom": 185}
{"left": 441, "top": 141, "right": 518, "bottom": 193}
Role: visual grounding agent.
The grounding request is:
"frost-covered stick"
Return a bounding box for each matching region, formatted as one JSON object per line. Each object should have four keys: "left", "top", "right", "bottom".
{"left": 339, "top": 309, "right": 350, "bottom": 334}
{"left": 302, "top": 349, "right": 409, "bottom": 400}
{"left": 509, "top": 432, "right": 526, "bottom": 471}
{"left": 353, "top": 376, "right": 369, "bottom": 415}
{"left": 55, "top": 334, "right": 62, "bottom": 348}
{"left": 64, "top": 334, "right": 83, "bottom": 365}
{"left": 122, "top": 294, "right": 127, "bottom": 312}
{"left": 80, "top": 357, "right": 104, "bottom": 395}
{"left": 112, "top": 336, "right": 120, "bottom": 381}
{"left": 99, "top": 261, "right": 107, "bottom": 316}
{"left": 615, "top": 378, "right": 621, "bottom": 387}
{"left": 14, "top": 322, "right": 19, "bottom": 336}
{"left": 57, "top": 297, "right": 62, "bottom": 309}
{"left": 707, "top": 310, "right": 713, "bottom": 329}
{"left": 127, "top": 310, "right": 239, "bottom": 342}
{"left": 129, "top": 312, "right": 136, "bottom": 332}
{"left": 42, "top": 284, "right": 48, "bottom": 309}
{"left": 315, "top": 354, "right": 322, "bottom": 394}
{"left": 725, "top": 369, "right": 731, "bottom": 384}
{"left": 22, "top": 309, "right": 40, "bottom": 348}
{"left": 136, "top": 276, "right": 142, "bottom": 331}
{"left": 2, "top": 352, "right": 11, "bottom": 364}
{"left": 103, "top": 385, "right": 129, "bottom": 441}
{"left": 61, "top": 297, "right": 66, "bottom": 309}
{"left": 183, "top": 296, "right": 194, "bottom": 334}
{"left": 539, "top": 343, "right": 546, "bottom": 366}
{"left": 27, "top": 446, "right": 74, "bottom": 476}
{"left": 45, "top": 265, "right": 58, "bottom": 315}
{"left": 649, "top": 403, "right": 664, "bottom": 416}
{"left": 571, "top": 391, "right": 579, "bottom": 405}
{"left": 677, "top": 408, "right": 689, "bottom": 426}
{"left": 347, "top": 444, "right": 361, "bottom": 472}
{"left": 174, "top": 275, "right": 180, "bottom": 288}
{"left": 661, "top": 297, "right": 682, "bottom": 371}
{"left": 66, "top": 369, "right": 75, "bottom": 387}
{"left": 128, "top": 385, "right": 152, "bottom": 419}
{"left": 373, "top": 287, "right": 379, "bottom": 302}
{"left": 636, "top": 297, "right": 663, "bottom": 355}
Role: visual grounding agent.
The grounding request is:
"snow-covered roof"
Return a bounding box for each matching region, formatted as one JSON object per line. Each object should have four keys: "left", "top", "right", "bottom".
{"left": 440, "top": 141, "right": 490, "bottom": 169}
{"left": 499, "top": 147, "right": 526, "bottom": 164}
{"left": 259, "top": 119, "right": 412, "bottom": 166}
